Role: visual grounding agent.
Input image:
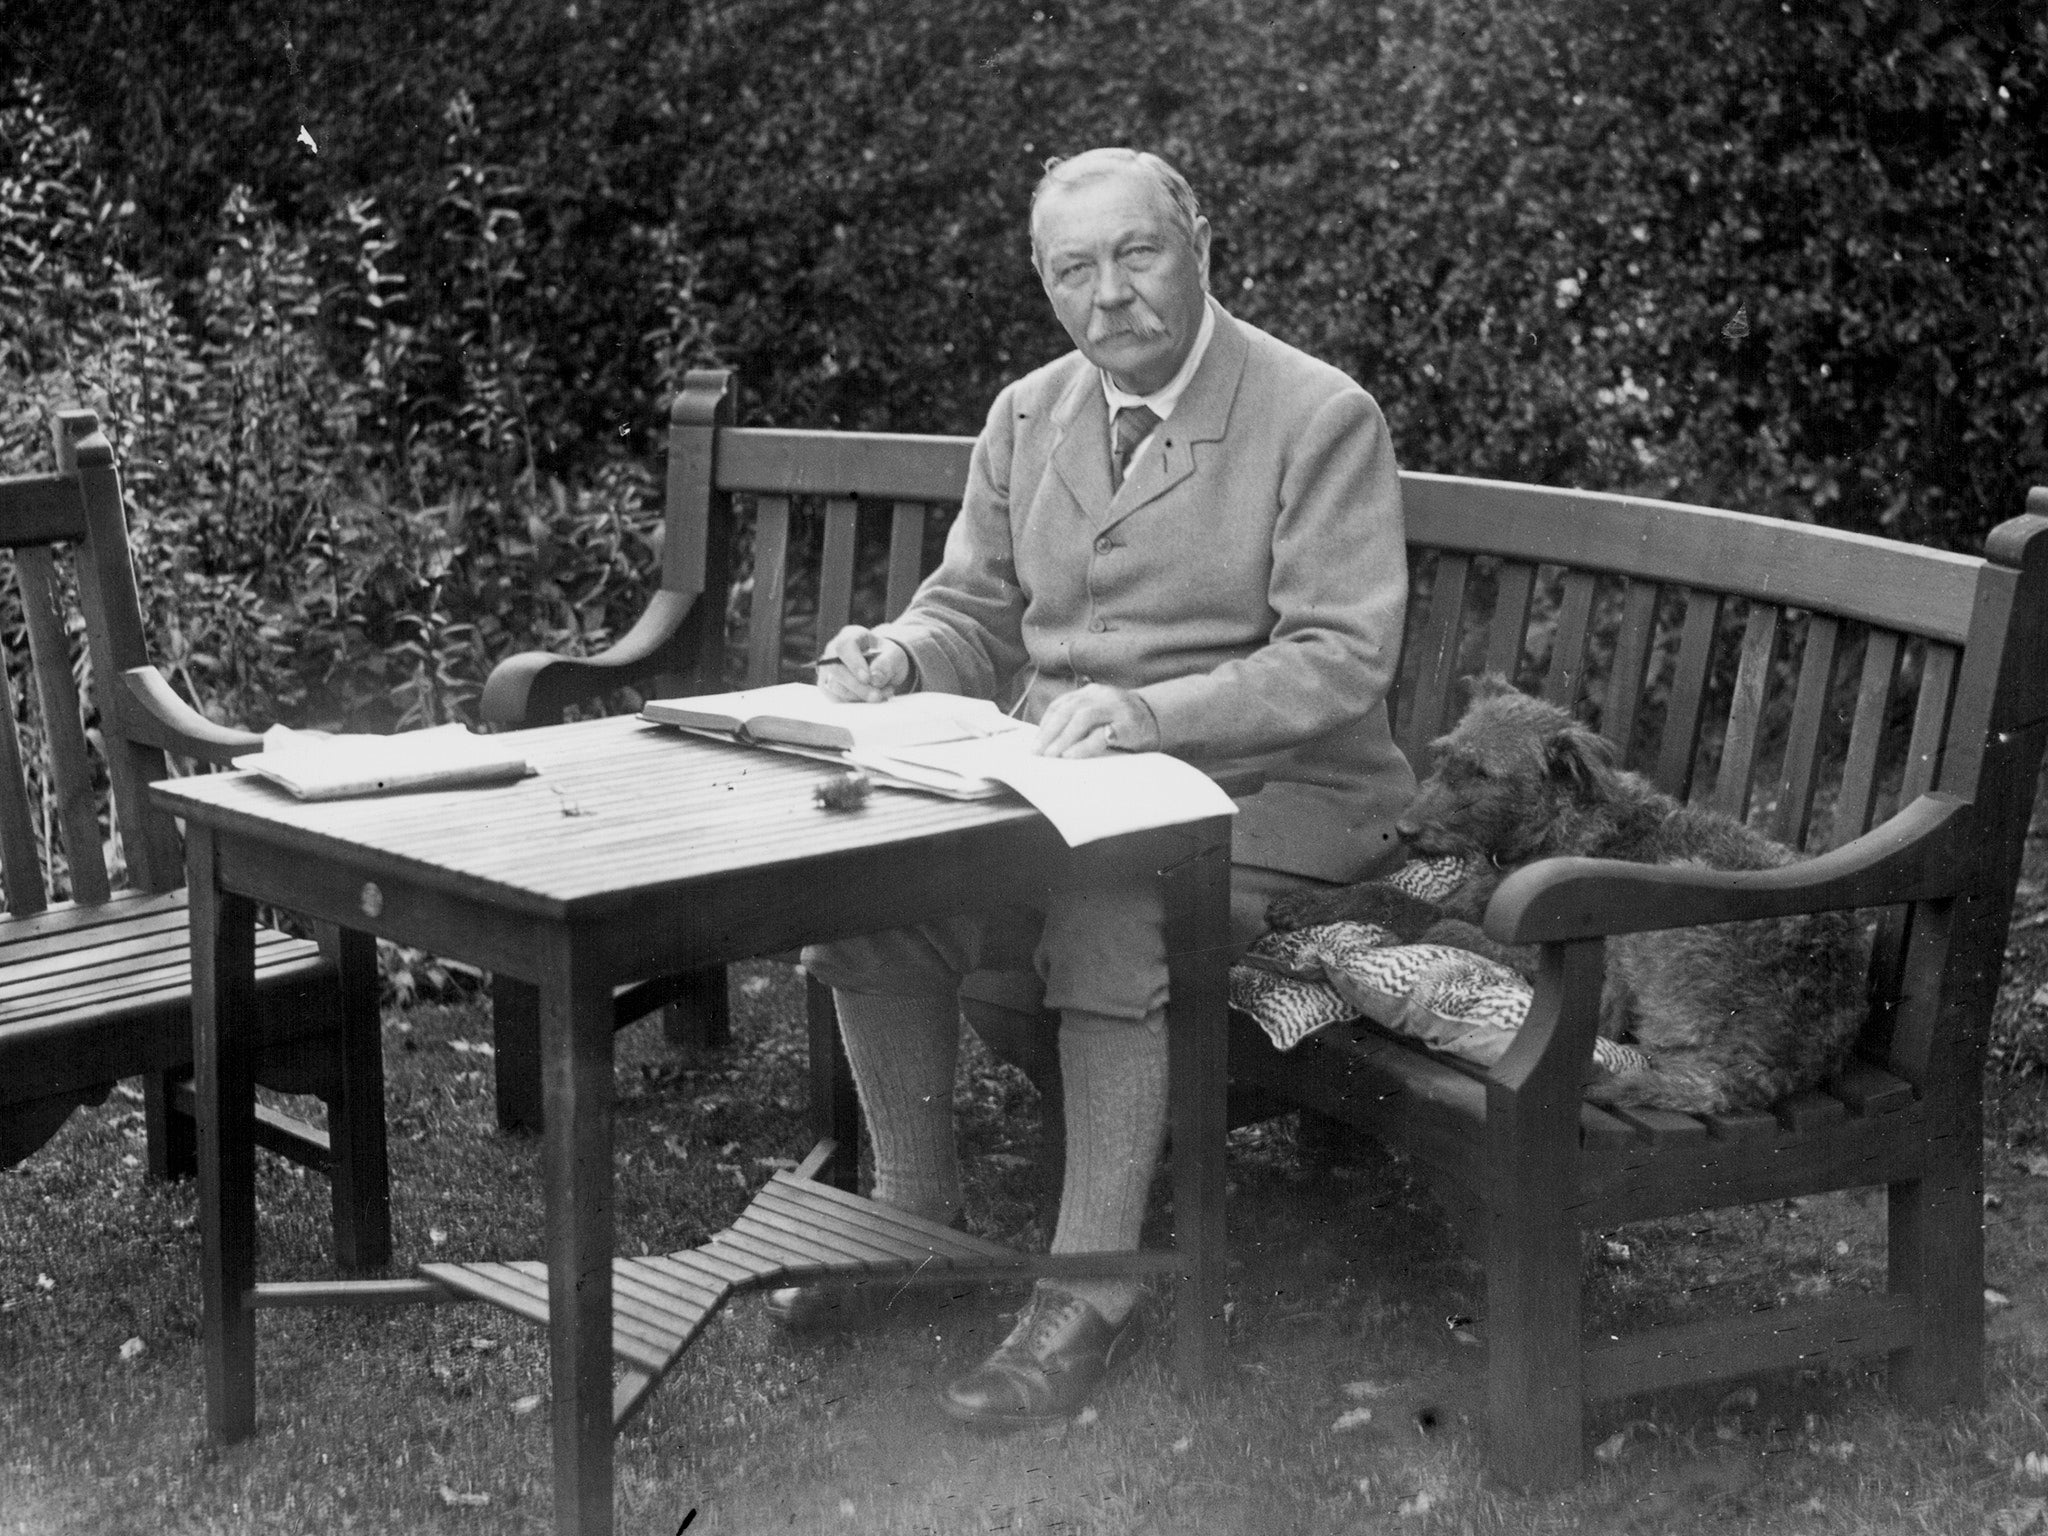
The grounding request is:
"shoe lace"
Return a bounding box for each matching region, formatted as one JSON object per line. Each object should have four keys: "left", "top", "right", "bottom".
{"left": 1007, "top": 1289, "right": 1086, "bottom": 1357}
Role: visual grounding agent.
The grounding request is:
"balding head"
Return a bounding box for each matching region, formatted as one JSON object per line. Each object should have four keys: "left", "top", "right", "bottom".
{"left": 1029, "top": 149, "right": 1203, "bottom": 272}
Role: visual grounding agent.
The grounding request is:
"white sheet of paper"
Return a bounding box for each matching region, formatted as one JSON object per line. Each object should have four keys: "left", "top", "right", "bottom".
{"left": 851, "top": 731, "right": 1237, "bottom": 847}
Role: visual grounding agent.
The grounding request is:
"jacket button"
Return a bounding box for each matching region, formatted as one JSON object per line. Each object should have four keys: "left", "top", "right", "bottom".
{"left": 1094, "top": 535, "right": 1115, "bottom": 553}
{"left": 1090, "top": 617, "right": 1109, "bottom": 632}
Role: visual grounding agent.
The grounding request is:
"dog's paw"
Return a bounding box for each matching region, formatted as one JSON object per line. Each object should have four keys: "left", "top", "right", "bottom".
{"left": 1264, "top": 886, "right": 1361, "bottom": 932}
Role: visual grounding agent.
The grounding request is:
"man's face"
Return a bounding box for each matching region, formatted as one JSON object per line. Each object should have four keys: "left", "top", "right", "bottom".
{"left": 1033, "top": 168, "right": 1211, "bottom": 397}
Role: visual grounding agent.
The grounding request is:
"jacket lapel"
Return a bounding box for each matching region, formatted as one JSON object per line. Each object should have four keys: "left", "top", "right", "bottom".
{"left": 1103, "top": 298, "right": 1248, "bottom": 531}
{"left": 1046, "top": 366, "right": 1114, "bottom": 523}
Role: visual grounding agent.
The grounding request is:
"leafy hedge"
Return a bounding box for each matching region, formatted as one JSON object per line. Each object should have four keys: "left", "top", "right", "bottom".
{"left": 2, "top": 0, "right": 2044, "bottom": 739}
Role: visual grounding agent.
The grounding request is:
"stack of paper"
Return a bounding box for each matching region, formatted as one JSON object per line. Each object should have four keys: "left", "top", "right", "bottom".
{"left": 232, "top": 723, "right": 532, "bottom": 800}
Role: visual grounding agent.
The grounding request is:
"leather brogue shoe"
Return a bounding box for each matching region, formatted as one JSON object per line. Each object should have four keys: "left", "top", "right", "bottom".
{"left": 941, "top": 1286, "right": 1134, "bottom": 1428}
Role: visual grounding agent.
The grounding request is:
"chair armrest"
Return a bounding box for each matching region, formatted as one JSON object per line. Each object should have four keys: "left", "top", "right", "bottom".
{"left": 1483, "top": 791, "right": 1975, "bottom": 947}
{"left": 480, "top": 588, "right": 703, "bottom": 727}
{"left": 120, "top": 667, "right": 264, "bottom": 766}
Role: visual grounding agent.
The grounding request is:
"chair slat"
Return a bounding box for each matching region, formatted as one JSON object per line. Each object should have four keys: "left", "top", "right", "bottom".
{"left": 1542, "top": 569, "right": 1598, "bottom": 708}
{"left": 1401, "top": 552, "right": 1470, "bottom": 764}
{"left": 884, "top": 503, "right": 928, "bottom": 619}
{"left": 1601, "top": 579, "right": 1661, "bottom": 763}
{"left": 744, "top": 496, "right": 793, "bottom": 688}
{"left": 1484, "top": 560, "right": 1538, "bottom": 683}
{"left": 16, "top": 546, "right": 108, "bottom": 904}
{"left": 1771, "top": 614, "right": 1840, "bottom": 849}
{"left": 1900, "top": 641, "right": 1958, "bottom": 805}
{"left": 1710, "top": 603, "right": 1781, "bottom": 821}
{"left": 0, "top": 608, "right": 46, "bottom": 916}
{"left": 1830, "top": 629, "right": 1900, "bottom": 847}
{"left": 816, "top": 498, "right": 858, "bottom": 644}
{"left": 1654, "top": 588, "right": 1725, "bottom": 800}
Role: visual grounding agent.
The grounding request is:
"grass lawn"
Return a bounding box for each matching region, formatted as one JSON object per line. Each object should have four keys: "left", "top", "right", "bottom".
{"left": 12, "top": 912, "right": 2048, "bottom": 1534}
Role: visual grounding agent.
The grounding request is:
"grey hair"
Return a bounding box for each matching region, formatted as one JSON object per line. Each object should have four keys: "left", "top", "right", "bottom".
{"left": 1028, "top": 148, "right": 1202, "bottom": 269}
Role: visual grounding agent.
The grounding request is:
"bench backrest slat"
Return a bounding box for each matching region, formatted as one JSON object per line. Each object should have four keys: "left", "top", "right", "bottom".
{"left": 884, "top": 503, "right": 930, "bottom": 620}
{"left": 1833, "top": 630, "right": 1901, "bottom": 844}
{"left": 1770, "top": 613, "right": 1839, "bottom": 848}
{"left": 1542, "top": 568, "right": 1599, "bottom": 708}
{"left": 817, "top": 499, "right": 860, "bottom": 643}
{"left": 0, "top": 643, "right": 41, "bottom": 915}
{"left": 1709, "top": 602, "right": 1781, "bottom": 822}
{"left": 1651, "top": 589, "right": 1724, "bottom": 802}
{"left": 744, "top": 496, "right": 796, "bottom": 689}
{"left": 16, "top": 544, "right": 110, "bottom": 905}
{"left": 1599, "top": 579, "right": 1661, "bottom": 757}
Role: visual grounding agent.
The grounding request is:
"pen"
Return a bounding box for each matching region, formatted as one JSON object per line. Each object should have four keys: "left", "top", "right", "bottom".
{"left": 810, "top": 636, "right": 883, "bottom": 671}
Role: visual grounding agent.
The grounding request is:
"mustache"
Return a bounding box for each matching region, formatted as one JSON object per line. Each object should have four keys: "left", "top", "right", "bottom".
{"left": 1088, "top": 308, "right": 1167, "bottom": 343}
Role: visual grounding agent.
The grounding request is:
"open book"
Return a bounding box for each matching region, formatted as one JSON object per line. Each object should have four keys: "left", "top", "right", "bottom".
{"left": 233, "top": 723, "right": 532, "bottom": 800}
{"left": 640, "top": 682, "right": 1024, "bottom": 755}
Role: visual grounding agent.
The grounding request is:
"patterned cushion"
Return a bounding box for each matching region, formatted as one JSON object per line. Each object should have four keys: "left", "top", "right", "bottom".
{"left": 1231, "top": 857, "right": 1651, "bottom": 1083}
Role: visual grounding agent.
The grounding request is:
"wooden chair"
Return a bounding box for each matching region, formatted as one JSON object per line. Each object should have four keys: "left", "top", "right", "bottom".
{"left": 0, "top": 410, "right": 389, "bottom": 1272}
{"left": 481, "top": 368, "right": 2048, "bottom": 1488}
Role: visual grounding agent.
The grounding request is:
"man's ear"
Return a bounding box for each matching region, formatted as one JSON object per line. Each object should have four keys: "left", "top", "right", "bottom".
{"left": 1545, "top": 724, "right": 1616, "bottom": 800}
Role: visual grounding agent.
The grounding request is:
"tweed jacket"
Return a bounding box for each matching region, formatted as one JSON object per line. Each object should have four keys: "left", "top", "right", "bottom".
{"left": 878, "top": 299, "right": 1415, "bottom": 882}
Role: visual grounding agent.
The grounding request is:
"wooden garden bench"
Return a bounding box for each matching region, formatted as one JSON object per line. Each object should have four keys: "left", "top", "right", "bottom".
{"left": 0, "top": 410, "right": 390, "bottom": 1272}
{"left": 481, "top": 367, "right": 2048, "bottom": 1489}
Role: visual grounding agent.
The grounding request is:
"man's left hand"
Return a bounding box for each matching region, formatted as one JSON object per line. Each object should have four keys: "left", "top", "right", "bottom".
{"left": 1035, "top": 684, "right": 1157, "bottom": 758}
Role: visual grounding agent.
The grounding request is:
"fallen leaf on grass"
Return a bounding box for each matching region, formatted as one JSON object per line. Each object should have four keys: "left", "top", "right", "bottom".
{"left": 2017, "top": 1450, "right": 2048, "bottom": 1482}
{"left": 448, "top": 1039, "right": 495, "bottom": 1058}
{"left": 1344, "top": 1379, "right": 1394, "bottom": 1400}
{"left": 1992, "top": 1497, "right": 2048, "bottom": 1534}
{"left": 1073, "top": 1406, "right": 1099, "bottom": 1428}
{"left": 1332, "top": 1407, "right": 1374, "bottom": 1432}
{"left": 1595, "top": 1430, "right": 1632, "bottom": 1463}
{"left": 837, "top": 1498, "right": 857, "bottom": 1517}
{"left": 2018, "top": 1152, "right": 2048, "bottom": 1179}
{"left": 1397, "top": 1491, "right": 1437, "bottom": 1517}
{"left": 119, "top": 1337, "right": 145, "bottom": 1361}
{"left": 1170, "top": 1435, "right": 1192, "bottom": 1453}
{"left": 437, "top": 1486, "right": 489, "bottom": 1507}
{"left": 510, "top": 1393, "right": 544, "bottom": 1415}
{"left": 1990, "top": 1287, "right": 2016, "bottom": 1310}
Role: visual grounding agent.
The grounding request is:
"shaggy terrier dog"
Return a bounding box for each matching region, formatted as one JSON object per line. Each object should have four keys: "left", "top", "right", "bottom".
{"left": 1268, "top": 675, "right": 1871, "bottom": 1114}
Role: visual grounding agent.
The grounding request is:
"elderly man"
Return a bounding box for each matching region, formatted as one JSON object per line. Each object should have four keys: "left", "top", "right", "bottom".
{"left": 783, "top": 147, "right": 1414, "bottom": 1426}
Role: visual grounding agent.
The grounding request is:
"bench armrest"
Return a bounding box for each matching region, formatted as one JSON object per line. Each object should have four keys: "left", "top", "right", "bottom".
{"left": 1475, "top": 792, "right": 1973, "bottom": 1105}
{"left": 120, "top": 666, "right": 265, "bottom": 766}
{"left": 1483, "top": 791, "right": 1975, "bottom": 946}
{"left": 480, "top": 588, "right": 704, "bottom": 727}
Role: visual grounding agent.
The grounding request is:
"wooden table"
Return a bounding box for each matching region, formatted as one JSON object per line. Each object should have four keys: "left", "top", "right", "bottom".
{"left": 153, "top": 715, "right": 1233, "bottom": 1536}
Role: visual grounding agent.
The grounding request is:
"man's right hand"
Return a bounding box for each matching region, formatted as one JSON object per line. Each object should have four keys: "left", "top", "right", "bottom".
{"left": 815, "top": 625, "right": 912, "bottom": 702}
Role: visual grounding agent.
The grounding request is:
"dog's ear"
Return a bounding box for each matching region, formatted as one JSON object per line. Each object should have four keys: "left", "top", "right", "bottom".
{"left": 1465, "top": 672, "right": 1517, "bottom": 704}
{"left": 1545, "top": 723, "right": 1617, "bottom": 800}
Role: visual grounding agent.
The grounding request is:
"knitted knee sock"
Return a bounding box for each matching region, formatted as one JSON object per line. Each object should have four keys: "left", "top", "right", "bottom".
{"left": 1047, "top": 1009, "right": 1169, "bottom": 1326}
{"left": 832, "top": 989, "right": 962, "bottom": 1226}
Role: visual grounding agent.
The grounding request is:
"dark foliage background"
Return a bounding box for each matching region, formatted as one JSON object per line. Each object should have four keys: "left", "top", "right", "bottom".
{"left": 1, "top": 0, "right": 2044, "bottom": 727}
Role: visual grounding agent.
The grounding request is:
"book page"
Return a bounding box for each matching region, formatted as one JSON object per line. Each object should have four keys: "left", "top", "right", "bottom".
{"left": 642, "top": 683, "right": 1020, "bottom": 751}
{"left": 853, "top": 732, "right": 1238, "bottom": 846}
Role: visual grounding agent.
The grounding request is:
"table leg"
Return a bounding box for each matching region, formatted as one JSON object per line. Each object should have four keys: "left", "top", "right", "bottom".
{"left": 541, "top": 943, "right": 616, "bottom": 1536}
{"left": 191, "top": 826, "right": 260, "bottom": 1440}
{"left": 1162, "top": 816, "right": 1232, "bottom": 1387}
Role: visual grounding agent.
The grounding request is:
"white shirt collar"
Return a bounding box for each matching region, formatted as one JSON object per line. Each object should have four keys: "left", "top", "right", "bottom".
{"left": 1100, "top": 299, "right": 1216, "bottom": 422}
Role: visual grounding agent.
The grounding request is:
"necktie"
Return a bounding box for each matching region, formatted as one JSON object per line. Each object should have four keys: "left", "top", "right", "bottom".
{"left": 1110, "top": 404, "right": 1161, "bottom": 491}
